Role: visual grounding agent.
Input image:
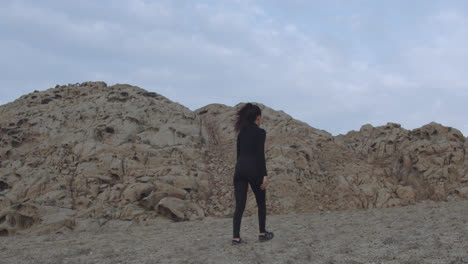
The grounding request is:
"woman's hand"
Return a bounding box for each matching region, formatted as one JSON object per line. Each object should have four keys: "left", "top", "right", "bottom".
{"left": 260, "top": 176, "right": 268, "bottom": 190}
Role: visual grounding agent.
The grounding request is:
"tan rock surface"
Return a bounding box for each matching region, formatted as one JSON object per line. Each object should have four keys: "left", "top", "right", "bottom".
{"left": 0, "top": 81, "right": 467, "bottom": 236}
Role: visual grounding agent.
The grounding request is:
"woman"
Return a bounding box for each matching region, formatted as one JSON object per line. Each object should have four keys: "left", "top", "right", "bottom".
{"left": 232, "top": 103, "right": 274, "bottom": 245}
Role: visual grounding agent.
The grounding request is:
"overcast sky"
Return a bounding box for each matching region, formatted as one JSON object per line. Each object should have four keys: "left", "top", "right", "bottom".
{"left": 1, "top": 0, "right": 468, "bottom": 136}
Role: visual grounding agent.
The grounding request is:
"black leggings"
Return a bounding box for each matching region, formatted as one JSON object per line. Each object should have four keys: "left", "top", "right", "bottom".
{"left": 232, "top": 175, "right": 266, "bottom": 238}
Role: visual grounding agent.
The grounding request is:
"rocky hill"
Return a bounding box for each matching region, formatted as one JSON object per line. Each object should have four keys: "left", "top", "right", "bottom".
{"left": 0, "top": 81, "right": 467, "bottom": 236}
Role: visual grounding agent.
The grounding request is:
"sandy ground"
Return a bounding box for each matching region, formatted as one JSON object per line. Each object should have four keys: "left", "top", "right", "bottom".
{"left": 0, "top": 200, "right": 467, "bottom": 264}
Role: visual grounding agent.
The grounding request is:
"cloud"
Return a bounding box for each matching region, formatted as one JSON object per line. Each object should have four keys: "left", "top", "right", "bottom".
{"left": 1, "top": 1, "right": 468, "bottom": 136}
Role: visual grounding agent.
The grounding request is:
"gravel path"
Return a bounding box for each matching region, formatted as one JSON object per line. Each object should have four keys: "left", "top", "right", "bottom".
{"left": 0, "top": 200, "right": 467, "bottom": 264}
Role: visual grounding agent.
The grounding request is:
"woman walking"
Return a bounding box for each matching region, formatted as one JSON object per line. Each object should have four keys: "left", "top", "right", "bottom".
{"left": 232, "top": 103, "right": 274, "bottom": 245}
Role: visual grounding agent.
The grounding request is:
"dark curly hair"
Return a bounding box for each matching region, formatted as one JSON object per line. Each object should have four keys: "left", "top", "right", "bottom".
{"left": 234, "top": 103, "right": 262, "bottom": 134}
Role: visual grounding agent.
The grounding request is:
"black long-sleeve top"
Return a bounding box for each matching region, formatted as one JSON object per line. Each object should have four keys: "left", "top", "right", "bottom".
{"left": 236, "top": 122, "right": 268, "bottom": 177}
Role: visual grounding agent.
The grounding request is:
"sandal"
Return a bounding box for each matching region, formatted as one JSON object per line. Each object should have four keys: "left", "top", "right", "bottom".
{"left": 232, "top": 238, "right": 247, "bottom": 245}
{"left": 258, "top": 231, "right": 274, "bottom": 242}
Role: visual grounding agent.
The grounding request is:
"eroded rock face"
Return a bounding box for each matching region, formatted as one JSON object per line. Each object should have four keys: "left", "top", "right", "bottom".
{"left": 335, "top": 122, "right": 468, "bottom": 206}
{"left": 0, "top": 82, "right": 208, "bottom": 235}
{"left": 0, "top": 81, "right": 467, "bottom": 236}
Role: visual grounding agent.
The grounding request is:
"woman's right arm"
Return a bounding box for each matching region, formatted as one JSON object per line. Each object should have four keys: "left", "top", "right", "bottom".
{"left": 236, "top": 133, "right": 240, "bottom": 161}
{"left": 257, "top": 129, "right": 267, "bottom": 177}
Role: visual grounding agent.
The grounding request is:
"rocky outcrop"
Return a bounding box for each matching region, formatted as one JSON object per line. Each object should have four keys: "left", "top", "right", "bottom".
{"left": 0, "top": 81, "right": 467, "bottom": 236}
{"left": 0, "top": 82, "right": 208, "bottom": 235}
{"left": 335, "top": 122, "right": 468, "bottom": 206}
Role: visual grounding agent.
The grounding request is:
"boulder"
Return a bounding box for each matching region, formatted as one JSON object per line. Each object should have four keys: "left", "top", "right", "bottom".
{"left": 173, "top": 176, "right": 198, "bottom": 192}
{"left": 457, "top": 187, "right": 468, "bottom": 199}
{"left": 155, "top": 182, "right": 187, "bottom": 200}
{"left": 157, "top": 197, "right": 204, "bottom": 221}
{"left": 122, "top": 183, "right": 154, "bottom": 203}
{"left": 396, "top": 186, "right": 416, "bottom": 205}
